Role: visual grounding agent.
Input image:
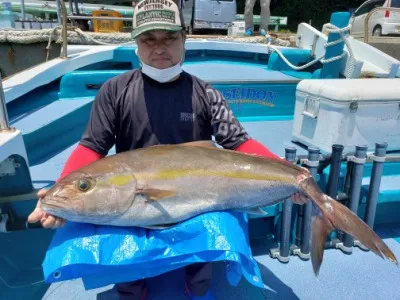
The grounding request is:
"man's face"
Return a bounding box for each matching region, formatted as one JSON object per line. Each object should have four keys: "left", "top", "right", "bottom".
{"left": 136, "top": 30, "right": 185, "bottom": 69}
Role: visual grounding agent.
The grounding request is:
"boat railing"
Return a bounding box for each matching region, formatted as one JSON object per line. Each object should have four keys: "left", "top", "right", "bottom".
{"left": 271, "top": 142, "right": 398, "bottom": 262}
{"left": 364, "top": 7, "right": 400, "bottom": 43}
{"left": 0, "top": 74, "right": 10, "bottom": 131}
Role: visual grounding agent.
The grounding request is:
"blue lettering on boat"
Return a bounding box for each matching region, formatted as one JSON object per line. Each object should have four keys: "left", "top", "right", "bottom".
{"left": 221, "top": 88, "right": 276, "bottom": 107}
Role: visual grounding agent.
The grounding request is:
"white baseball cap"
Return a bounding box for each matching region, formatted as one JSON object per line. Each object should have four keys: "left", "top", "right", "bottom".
{"left": 132, "top": 0, "right": 184, "bottom": 38}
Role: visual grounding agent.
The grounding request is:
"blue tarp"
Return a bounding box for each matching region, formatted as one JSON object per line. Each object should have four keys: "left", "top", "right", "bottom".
{"left": 42, "top": 211, "right": 264, "bottom": 290}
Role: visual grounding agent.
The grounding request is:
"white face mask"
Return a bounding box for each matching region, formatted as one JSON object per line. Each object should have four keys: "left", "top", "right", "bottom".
{"left": 135, "top": 48, "right": 184, "bottom": 83}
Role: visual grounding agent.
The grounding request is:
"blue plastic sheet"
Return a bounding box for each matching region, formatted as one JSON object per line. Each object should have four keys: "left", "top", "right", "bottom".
{"left": 42, "top": 211, "right": 264, "bottom": 290}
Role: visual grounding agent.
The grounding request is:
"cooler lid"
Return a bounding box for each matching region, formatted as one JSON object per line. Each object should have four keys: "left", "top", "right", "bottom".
{"left": 297, "top": 79, "right": 400, "bottom": 103}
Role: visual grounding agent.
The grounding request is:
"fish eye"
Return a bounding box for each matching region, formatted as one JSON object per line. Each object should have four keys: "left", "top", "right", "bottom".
{"left": 77, "top": 179, "right": 91, "bottom": 192}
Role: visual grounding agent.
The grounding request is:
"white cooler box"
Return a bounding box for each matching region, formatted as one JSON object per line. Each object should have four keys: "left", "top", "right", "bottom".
{"left": 227, "top": 21, "right": 245, "bottom": 36}
{"left": 292, "top": 79, "right": 400, "bottom": 154}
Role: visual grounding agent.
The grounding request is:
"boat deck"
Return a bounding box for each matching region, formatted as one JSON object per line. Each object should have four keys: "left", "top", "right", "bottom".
{"left": 2, "top": 41, "right": 400, "bottom": 299}
{"left": 1, "top": 120, "right": 400, "bottom": 300}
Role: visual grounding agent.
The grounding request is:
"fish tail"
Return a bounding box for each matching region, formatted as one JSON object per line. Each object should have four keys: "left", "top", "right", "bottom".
{"left": 310, "top": 214, "right": 332, "bottom": 276}
{"left": 300, "top": 177, "right": 398, "bottom": 276}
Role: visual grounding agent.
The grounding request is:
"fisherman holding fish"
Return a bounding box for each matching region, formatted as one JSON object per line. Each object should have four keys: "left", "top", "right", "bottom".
{"left": 26, "top": 0, "right": 325, "bottom": 299}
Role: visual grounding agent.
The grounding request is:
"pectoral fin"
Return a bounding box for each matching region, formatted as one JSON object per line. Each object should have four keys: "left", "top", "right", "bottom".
{"left": 237, "top": 207, "right": 268, "bottom": 216}
{"left": 137, "top": 188, "right": 177, "bottom": 201}
{"left": 141, "top": 223, "right": 178, "bottom": 230}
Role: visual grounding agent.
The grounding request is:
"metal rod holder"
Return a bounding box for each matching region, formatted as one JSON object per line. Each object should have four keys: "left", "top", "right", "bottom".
{"left": 292, "top": 147, "right": 319, "bottom": 260}
{"left": 325, "top": 144, "right": 344, "bottom": 243}
{"left": 292, "top": 146, "right": 303, "bottom": 251}
{"left": 326, "top": 144, "right": 344, "bottom": 198}
{"left": 341, "top": 145, "right": 368, "bottom": 252}
{"left": 295, "top": 201, "right": 304, "bottom": 248}
{"left": 0, "top": 74, "right": 10, "bottom": 131}
{"left": 270, "top": 147, "right": 297, "bottom": 263}
{"left": 300, "top": 147, "right": 319, "bottom": 257}
{"left": 365, "top": 143, "right": 388, "bottom": 229}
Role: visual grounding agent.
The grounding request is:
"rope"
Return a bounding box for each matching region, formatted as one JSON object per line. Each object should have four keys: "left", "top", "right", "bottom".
{"left": 0, "top": 29, "right": 294, "bottom": 46}
{"left": 0, "top": 28, "right": 133, "bottom": 45}
{"left": 46, "top": 26, "right": 63, "bottom": 61}
{"left": 267, "top": 23, "right": 356, "bottom": 77}
{"left": 0, "top": 262, "right": 45, "bottom": 289}
{"left": 0, "top": 275, "right": 45, "bottom": 289}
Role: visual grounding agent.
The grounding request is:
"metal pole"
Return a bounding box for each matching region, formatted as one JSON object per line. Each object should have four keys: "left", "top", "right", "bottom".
{"left": 67, "top": 15, "right": 130, "bottom": 21}
{"left": 0, "top": 74, "right": 10, "bottom": 131}
{"left": 74, "top": 0, "right": 80, "bottom": 15}
{"left": 68, "top": 0, "right": 74, "bottom": 15}
{"left": 270, "top": 147, "right": 297, "bottom": 262}
{"left": 279, "top": 147, "right": 297, "bottom": 259}
{"left": 60, "top": 0, "right": 68, "bottom": 59}
{"left": 291, "top": 147, "right": 303, "bottom": 249}
{"left": 325, "top": 144, "right": 344, "bottom": 242}
{"left": 56, "top": 0, "right": 62, "bottom": 25}
{"left": 295, "top": 202, "right": 304, "bottom": 248}
{"left": 285, "top": 147, "right": 297, "bottom": 163}
{"left": 20, "top": 0, "right": 26, "bottom": 21}
{"left": 342, "top": 145, "right": 368, "bottom": 251}
{"left": 296, "top": 153, "right": 400, "bottom": 164}
{"left": 301, "top": 147, "right": 320, "bottom": 256}
{"left": 335, "top": 159, "right": 353, "bottom": 241}
{"left": 326, "top": 144, "right": 344, "bottom": 198}
{"left": 280, "top": 198, "right": 293, "bottom": 259}
{"left": 365, "top": 142, "right": 387, "bottom": 229}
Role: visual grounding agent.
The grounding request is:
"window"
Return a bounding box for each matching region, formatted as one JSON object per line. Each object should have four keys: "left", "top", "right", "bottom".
{"left": 391, "top": 0, "right": 400, "bottom": 7}
{"left": 355, "top": 0, "right": 386, "bottom": 16}
{"left": 372, "top": 0, "right": 386, "bottom": 8}
{"left": 355, "top": 3, "right": 372, "bottom": 16}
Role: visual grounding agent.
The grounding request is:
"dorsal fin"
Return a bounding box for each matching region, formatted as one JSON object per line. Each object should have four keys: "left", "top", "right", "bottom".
{"left": 181, "top": 140, "right": 218, "bottom": 149}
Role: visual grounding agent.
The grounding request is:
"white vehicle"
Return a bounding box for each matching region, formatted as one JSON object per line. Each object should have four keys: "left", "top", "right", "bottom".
{"left": 350, "top": 0, "right": 400, "bottom": 37}
{"left": 179, "top": 0, "right": 236, "bottom": 34}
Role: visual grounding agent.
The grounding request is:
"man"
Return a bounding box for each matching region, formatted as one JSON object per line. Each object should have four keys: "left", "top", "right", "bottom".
{"left": 28, "top": 0, "right": 306, "bottom": 299}
{"left": 244, "top": 0, "right": 271, "bottom": 36}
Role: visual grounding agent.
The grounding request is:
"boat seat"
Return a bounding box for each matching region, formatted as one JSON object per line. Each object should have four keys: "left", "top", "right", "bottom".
{"left": 12, "top": 97, "right": 94, "bottom": 165}
{"left": 281, "top": 70, "right": 314, "bottom": 79}
{"left": 113, "top": 46, "right": 141, "bottom": 68}
{"left": 267, "top": 48, "right": 314, "bottom": 79}
{"left": 59, "top": 70, "right": 129, "bottom": 99}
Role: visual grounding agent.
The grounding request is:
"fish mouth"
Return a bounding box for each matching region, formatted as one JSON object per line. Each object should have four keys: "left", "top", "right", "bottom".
{"left": 40, "top": 202, "right": 61, "bottom": 209}
{"left": 40, "top": 198, "right": 68, "bottom": 211}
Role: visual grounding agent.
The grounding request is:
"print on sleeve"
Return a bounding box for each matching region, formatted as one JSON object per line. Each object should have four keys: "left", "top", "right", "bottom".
{"left": 206, "top": 87, "right": 249, "bottom": 149}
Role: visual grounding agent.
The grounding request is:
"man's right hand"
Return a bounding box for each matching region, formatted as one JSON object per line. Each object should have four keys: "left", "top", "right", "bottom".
{"left": 27, "top": 189, "right": 66, "bottom": 229}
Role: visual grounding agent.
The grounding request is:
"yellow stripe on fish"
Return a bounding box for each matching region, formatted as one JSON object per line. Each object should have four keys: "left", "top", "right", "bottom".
{"left": 107, "top": 175, "right": 135, "bottom": 186}
{"left": 135, "top": 169, "right": 292, "bottom": 183}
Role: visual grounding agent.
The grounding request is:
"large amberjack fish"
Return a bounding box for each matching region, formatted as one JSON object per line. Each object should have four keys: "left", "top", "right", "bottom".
{"left": 40, "top": 141, "right": 398, "bottom": 275}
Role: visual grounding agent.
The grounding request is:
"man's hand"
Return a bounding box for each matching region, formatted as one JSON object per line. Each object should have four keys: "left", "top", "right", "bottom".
{"left": 27, "top": 189, "right": 66, "bottom": 229}
{"left": 292, "top": 193, "right": 308, "bottom": 205}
